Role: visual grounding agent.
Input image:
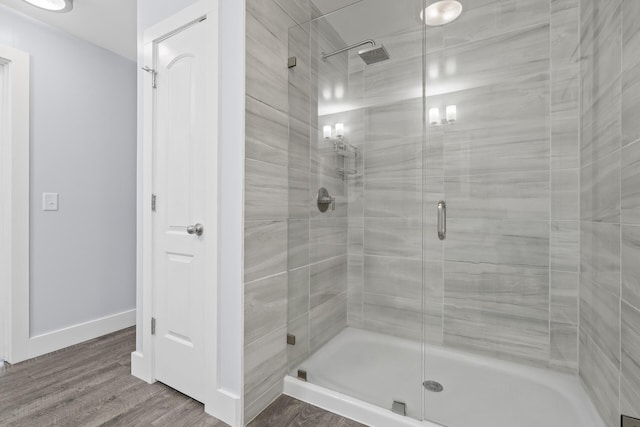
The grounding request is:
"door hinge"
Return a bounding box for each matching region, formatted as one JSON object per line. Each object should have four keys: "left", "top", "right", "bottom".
{"left": 142, "top": 66, "right": 157, "bottom": 89}
{"left": 151, "top": 317, "right": 156, "bottom": 335}
{"left": 151, "top": 194, "right": 157, "bottom": 212}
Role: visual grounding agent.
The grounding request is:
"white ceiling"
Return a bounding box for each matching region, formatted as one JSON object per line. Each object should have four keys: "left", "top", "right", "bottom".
{"left": 314, "top": 0, "right": 423, "bottom": 45}
{"left": 0, "top": 0, "right": 136, "bottom": 60}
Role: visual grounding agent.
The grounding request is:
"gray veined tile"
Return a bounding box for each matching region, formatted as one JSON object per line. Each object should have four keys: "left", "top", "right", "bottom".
{"left": 580, "top": 276, "right": 621, "bottom": 367}
{"left": 621, "top": 301, "right": 640, "bottom": 419}
{"left": 580, "top": 78, "right": 621, "bottom": 166}
{"left": 310, "top": 256, "right": 347, "bottom": 310}
{"left": 551, "top": 116, "right": 580, "bottom": 170}
{"left": 550, "top": 221, "right": 579, "bottom": 273}
{"left": 309, "top": 217, "right": 347, "bottom": 264}
{"left": 245, "top": 220, "right": 288, "bottom": 284}
{"left": 247, "top": 0, "right": 296, "bottom": 45}
{"left": 287, "top": 313, "right": 309, "bottom": 371}
{"left": 364, "top": 255, "right": 422, "bottom": 301}
{"left": 443, "top": 261, "right": 549, "bottom": 321}
{"left": 244, "top": 325, "right": 287, "bottom": 408}
{"left": 551, "top": 0, "right": 580, "bottom": 68}
{"left": 348, "top": 254, "right": 363, "bottom": 293}
{"left": 347, "top": 290, "right": 363, "bottom": 329}
{"left": 424, "top": 260, "right": 443, "bottom": 303}
{"left": 445, "top": 218, "right": 549, "bottom": 269}
{"left": 364, "top": 176, "right": 422, "bottom": 219}
{"left": 348, "top": 218, "right": 363, "bottom": 254}
{"left": 363, "top": 292, "right": 422, "bottom": 342}
{"left": 579, "top": 330, "right": 620, "bottom": 427}
{"left": 246, "top": 96, "right": 289, "bottom": 167}
{"left": 289, "top": 117, "right": 311, "bottom": 172}
{"left": 245, "top": 158, "right": 288, "bottom": 221}
{"left": 288, "top": 167, "right": 310, "bottom": 220}
{"left": 550, "top": 322, "right": 578, "bottom": 373}
{"left": 622, "top": 0, "right": 640, "bottom": 147}
{"left": 580, "top": 151, "right": 621, "bottom": 223}
{"left": 622, "top": 225, "right": 640, "bottom": 310}
{"left": 245, "top": 272, "right": 288, "bottom": 345}
{"left": 443, "top": 303, "right": 550, "bottom": 366}
{"left": 579, "top": 0, "right": 621, "bottom": 111}
{"left": 310, "top": 292, "right": 347, "bottom": 352}
{"left": 288, "top": 219, "right": 309, "bottom": 270}
{"left": 622, "top": 141, "right": 640, "bottom": 224}
{"left": 580, "top": 221, "right": 620, "bottom": 295}
{"left": 551, "top": 169, "right": 579, "bottom": 220}
{"left": 363, "top": 135, "right": 422, "bottom": 180}
{"left": 444, "top": 171, "right": 549, "bottom": 221}
{"left": 364, "top": 218, "right": 422, "bottom": 259}
{"left": 551, "top": 65, "right": 579, "bottom": 118}
{"left": 550, "top": 270, "right": 578, "bottom": 324}
{"left": 288, "top": 266, "right": 309, "bottom": 321}
{"left": 246, "top": 7, "right": 291, "bottom": 113}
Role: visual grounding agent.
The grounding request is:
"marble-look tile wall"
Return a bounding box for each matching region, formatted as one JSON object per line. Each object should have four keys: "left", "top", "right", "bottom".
{"left": 579, "top": 0, "right": 640, "bottom": 424}
{"left": 244, "top": 0, "right": 319, "bottom": 422}
{"left": 344, "top": 0, "right": 581, "bottom": 372}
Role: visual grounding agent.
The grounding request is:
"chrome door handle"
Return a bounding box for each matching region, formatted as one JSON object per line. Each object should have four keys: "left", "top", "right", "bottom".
{"left": 437, "top": 201, "right": 446, "bottom": 241}
{"left": 187, "top": 223, "right": 204, "bottom": 236}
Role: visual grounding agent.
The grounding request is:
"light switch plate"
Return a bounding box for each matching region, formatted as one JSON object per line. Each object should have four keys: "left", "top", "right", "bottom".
{"left": 622, "top": 415, "right": 640, "bottom": 427}
{"left": 42, "top": 193, "right": 58, "bottom": 211}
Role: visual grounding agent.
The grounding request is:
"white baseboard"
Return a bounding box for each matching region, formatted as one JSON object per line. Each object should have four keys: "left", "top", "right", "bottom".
{"left": 206, "top": 388, "right": 243, "bottom": 427}
{"left": 131, "top": 350, "right": 153, "bottom": 383}
{"left": 28, "top": 309, "right": 136, "bottom": 359}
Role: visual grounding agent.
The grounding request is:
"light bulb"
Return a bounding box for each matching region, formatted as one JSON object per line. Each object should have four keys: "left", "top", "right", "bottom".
{"left": 429, "top": 108, "right": 441, "bottom": 125}
{"left": 323, "top": 125, "right": 332, "bottom": 139}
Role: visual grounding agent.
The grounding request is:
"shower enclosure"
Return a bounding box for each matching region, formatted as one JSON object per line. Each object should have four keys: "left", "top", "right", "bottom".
{"left": 283, "top": 0, "right": 607, "bottom": 425}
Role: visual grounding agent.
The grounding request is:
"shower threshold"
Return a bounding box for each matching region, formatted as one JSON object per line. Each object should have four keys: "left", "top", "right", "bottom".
{"left": 285, "top": 327, "right": 604, "bottom": 427}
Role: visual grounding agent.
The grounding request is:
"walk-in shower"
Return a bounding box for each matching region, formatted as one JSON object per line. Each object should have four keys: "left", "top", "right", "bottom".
{"left": 281, "top": 0, "right": 640, "bottom": 426}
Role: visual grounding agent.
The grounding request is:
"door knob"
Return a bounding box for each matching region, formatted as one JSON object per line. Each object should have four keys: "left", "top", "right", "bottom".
{"left": 187, "top": 223, "right": 204, "bottom": 236}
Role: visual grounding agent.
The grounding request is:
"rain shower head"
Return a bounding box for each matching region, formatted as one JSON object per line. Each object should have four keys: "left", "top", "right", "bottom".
{"left": 357, "top": 44, "right": 390, "bottom": 65}
{"left": 322, "top": 39, "right": 390, "bottom": 65}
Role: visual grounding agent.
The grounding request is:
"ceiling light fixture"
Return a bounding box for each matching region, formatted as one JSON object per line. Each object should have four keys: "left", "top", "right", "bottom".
{"left": 420, "top": 1, "right": 463, "bottom": 26}
{"left": 22, "top": 0, "right": 73, "bottom": 13}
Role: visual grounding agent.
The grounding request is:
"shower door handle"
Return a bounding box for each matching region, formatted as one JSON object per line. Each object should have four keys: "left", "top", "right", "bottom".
{"left": 437, "top": 201, "right": 446, "bottom": 241}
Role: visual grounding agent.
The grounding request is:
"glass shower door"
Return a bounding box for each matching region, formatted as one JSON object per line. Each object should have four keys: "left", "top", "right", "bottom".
{"left": 286, "top": 0, "right": 428, "bottom": 421}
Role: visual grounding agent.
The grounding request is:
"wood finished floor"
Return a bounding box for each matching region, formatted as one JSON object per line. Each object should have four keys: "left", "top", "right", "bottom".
{"left": 0, "top": 327, "right": 366, "bottom": 427}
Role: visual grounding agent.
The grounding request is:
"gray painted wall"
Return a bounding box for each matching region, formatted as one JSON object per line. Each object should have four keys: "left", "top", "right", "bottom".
{"left": 579, "top": 0, "right": 640, "bottom": 425}
{"left": 0, "top": 5, "right": 137, "bottom": 336}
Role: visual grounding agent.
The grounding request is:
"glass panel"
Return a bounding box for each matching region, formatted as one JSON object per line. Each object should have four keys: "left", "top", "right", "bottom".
{"left": 287, "top": 0, "right": 426, "bottom": 421}
{"left": 422, "top": 1, "right": 585, "bottom": 426}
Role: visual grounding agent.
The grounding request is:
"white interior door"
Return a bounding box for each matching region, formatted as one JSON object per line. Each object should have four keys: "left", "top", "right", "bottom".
{"left": 152, "top": 18, "right": 213, "bottom": 403}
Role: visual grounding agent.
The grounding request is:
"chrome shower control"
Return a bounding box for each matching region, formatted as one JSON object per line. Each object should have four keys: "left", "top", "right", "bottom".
{"left": 316, "top": 188, "right": 335, "bottom": 213}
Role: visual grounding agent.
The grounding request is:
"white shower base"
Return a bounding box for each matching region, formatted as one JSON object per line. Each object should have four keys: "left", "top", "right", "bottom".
{"left": 284, "top": 327, "right": 604, "bottom": 427}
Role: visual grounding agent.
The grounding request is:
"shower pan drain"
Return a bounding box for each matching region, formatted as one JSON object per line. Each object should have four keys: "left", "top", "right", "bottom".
{"left": 423, "top": 380, "right": 444, "bottom": 392}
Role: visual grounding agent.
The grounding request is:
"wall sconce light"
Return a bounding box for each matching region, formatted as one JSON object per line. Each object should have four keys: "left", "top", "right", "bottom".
{"left": 429, "top": 105, "right": 457, "bottom": 126}
{"left": 323, "top": 125, "right": 332, "bottom": 139}
{"left": 429, "top": 108, "right": 441, "bottom": 125}
{"left": 446, "top": 105, "right": 457, "bottom": 123}
{"left": 324, "top": 124, "right": 346, "bottom": 139}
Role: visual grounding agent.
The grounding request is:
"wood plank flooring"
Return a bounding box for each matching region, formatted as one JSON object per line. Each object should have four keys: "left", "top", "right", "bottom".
{"left": 0, "top": 327, "right": 366, "bottom": 427}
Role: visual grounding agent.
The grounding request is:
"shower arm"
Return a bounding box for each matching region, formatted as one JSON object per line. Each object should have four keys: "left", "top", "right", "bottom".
{"left": 321, "top": 40, "right": 376, "bottom": 61}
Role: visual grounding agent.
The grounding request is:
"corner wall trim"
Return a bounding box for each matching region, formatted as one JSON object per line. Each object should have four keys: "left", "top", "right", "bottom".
{"left": 28, "top": 309, "right": 136, "bottom": 359}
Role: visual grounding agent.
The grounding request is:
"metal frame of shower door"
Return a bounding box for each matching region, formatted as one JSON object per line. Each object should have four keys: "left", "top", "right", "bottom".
{"left": 0, "top": 44, "right": 30, "bottom": 364}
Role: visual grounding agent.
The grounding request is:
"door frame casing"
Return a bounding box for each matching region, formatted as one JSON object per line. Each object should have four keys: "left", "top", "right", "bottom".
{"left": 132, "top": 1, "right": 241, "bottom": 425}
{"left": 0, "top": 45, "right": 30, "bottom": 364}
